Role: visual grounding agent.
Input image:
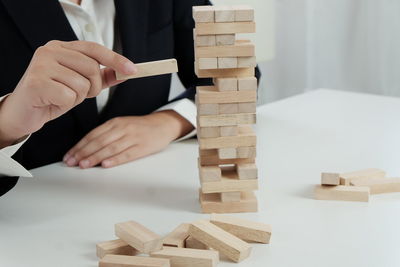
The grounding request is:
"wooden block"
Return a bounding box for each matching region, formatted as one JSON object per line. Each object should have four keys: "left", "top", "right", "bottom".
{"left": 199, "top": 165, "right": 221, "bottom": 182}
{"left": 218, "top": 148, "right": 237, "bottom": 159}
{"left": 185, "top": 236, "right": 209, "bottom": 250}
{"left": 196, "top": 41, "right": 254, "bottom": 58}
{"left": 238, "top": 77, "right": 257, "bottom": 91}
{"left": 200, "top": 190, "right": 258, "bottom": 213}
{"left": 237, "top": 163, "right": 258, "bottom": 180}
{"left": 198, "top": 127, "right": 220, "bottom": 138}
{"left": 196, "top": 86, "right": 256, "bottom": 104}
{"left": 195, "top": 34, "right": 216, "bottom": 47}
{"left": 321, "top": 173, "right": 340, "bottom": 185}
{"left": 216, "top": 34, "right": 236, "bottom": 46}
{"left": 199, "top": 155, "right": 255, "bottom": 166}
{"left": 220, "top": 192, "right": 242, "bottom": 202}
{"left": 199, "top": 126, "right": 256, "bottom": 149}
{"left": 236, "top": 147, "right": 256, "bottom": 159}
{"left": 215, "top": 6, "right": 235, "bottom": 23}
{"left": 237, "top": 56, "right": 257, "bottom": 68}
{"left": 150, "top": 247, "right": 219, "bottom": 267}
{"left": 163, "top": 223, "right": 190, "bottom": 248}
{"left": 195, "top": 22, "right": 256, "bottom": 35}
{"left": 218, "top": 57, "right": 238, "bottom": 69}
{"left": 219, "top": 103, "right": 238, "bottom": 114}
{"left": 195, "top": 64, "right": 254, "bottom": 78}
{"left": 340, "top": 168, "right": 386, "bottom": 186}
{"left": 220, "top": 126, "right": 238, "bottom": 137}
{"left": 189, "top": 220, "right": 252, "bottom": 263}
{"left": 233, "top": 5, "right": 255, "bottom": 22}
{"left": 197, "top": 103, "right": 219, "bottom": 116}
{"left": 198, "top": 113, "right": 256, "bottom": 127}
{"left": 193, "top": 6, "right": 215, "bottom": 23}
{"left": 198, "top": 58, "right": 218, "bottom": 70}
{"left": 351, "top": 178, "right": 400, "bottom": 194}
{"left": 214, "top": 78, "right": 238, "bottom": 91}
{"left": 314, "top": 185, "right": 370, "bottom": 202}
{"left": 99, "top": 255, "right": 170, "bottom": 267}
{"left": 210, "top": 214, "right": 271, "bottom": 244}
{"left": 96, "top": 239, "right": 137, "bottom": 259}
{"left": 238, "top": 102, "right": 256, "bottom": 113}
{"left": 115, "top": 221, "right": 163, "bottom": 254}
{"left": 116, "top": 59, "right": 178, "bottom": 80}
{"left": 200, "top": 168, "right": 258, "bottom": 193}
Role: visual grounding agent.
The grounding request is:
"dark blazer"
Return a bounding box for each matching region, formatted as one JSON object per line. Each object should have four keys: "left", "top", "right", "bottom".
{"left": 0, "top": 0, "right": 261, "bottom": 197}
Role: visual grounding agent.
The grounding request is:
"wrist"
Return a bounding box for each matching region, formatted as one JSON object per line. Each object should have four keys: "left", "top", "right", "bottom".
{"left": 149, "top": 110, "right": 194, "bottom": 141}
{"left": 0, "top": 94, "right": 26, "bottom": 148}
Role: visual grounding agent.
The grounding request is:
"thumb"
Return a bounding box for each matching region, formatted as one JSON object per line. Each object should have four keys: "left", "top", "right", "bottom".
{"left": 101, "top": 67, "right": 126, "bottom": 89}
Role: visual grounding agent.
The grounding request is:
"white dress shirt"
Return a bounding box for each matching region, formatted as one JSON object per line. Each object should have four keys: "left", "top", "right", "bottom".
{"left": 0, "top": 0, "right": 196, "bottom": 178}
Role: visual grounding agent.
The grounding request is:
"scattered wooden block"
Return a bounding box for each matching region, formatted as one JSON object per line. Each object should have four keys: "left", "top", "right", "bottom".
{"left": 99, "top": 255, "right": 170, "bottom": 267}
{"left": 193, "top": 6, "right": 215, "bottom": 23}
{"left": 220, "top": 192, "right": 242, "bottom": 202}
{"left": 351, "top": 178, "right": 400, "bottom": 194}
{"left": 196, "top": 41, "right": 254, "bottom": 58}
{"left": 214, "top": 6, "right": 235, "bottom": 23}
{"left": 219, "top": 103, "right": 239, "bottom": 114}
{"left": 163, "top": 223, "right": 190, "bottom": 248}
{"left": 321, "top": 173, "right": 340, "bottom": 185}
{"left": 198, "top": 113, "right": 256, "bottom": 127}
{"left": 195, "top": 22, "right": 256, "bottom": 35}
{"left": 196, "top": 86, "right": 256, "bottom": 104}
{"left": 150, "top": 247, "right": 219, "bottom": 267}
{"left": 96, "top": 239, "right": 137, "bottom": 259}
{"left": 214, "top": 78, "right": 238, "bottom": 91}
{"left": 199, "top": 126, "right": 256, "bottom": 149}
{"left": 220, "top": 126, "right": 238, "bottom": 137}
{"left": 238, "top": 77, "right": 257, "bottom": 91}
{"left": 314, "top": 185, "right": 370, "bottom": 202}
{"left": 189, "top": 220, "right": 252, "bottom": 262}
{"left": 236, "top": 147, "right": 256, "bottom": 159}
{"left": 237, "top": 56, "right": 257, "bottom": 68}
{"left": 340, "top": 168, "right": 386, "bottom": 186}
{"left": 199, "top": 165, "right": 221, "bottom": 182}
{"left": 238, "top": 102, "right": 256, "bottom": 113}
{"left": 195, "top": 64, "right": 254, "bottom": 78}
{"left": 115, "top": 221, "right": 163, "bottom": 254}
{"left": 116, "top": 59, "right": 178, "bottom": 81}
{"left": 218, "top": 148, "right": 237, "bottom": 159}
{"left": 185, "top": 236, "right": 209, "bottom": 250}
{"left": 237, "top": 163, "right": 258, "bottom": 180}
{"left": 200, "top": 190, "right": 258, "bottom": 213}
{"left": 234, "top": 5, "right": 255, "bottom": 22}
{"left": 195, "top": 34, "right": 216, "bottom": 47}
{"left": 198, "top": 127, "right": 220, "bottom": 138}
{"left": 218, "top": 57, "right": 238, "bottom": 69}
{"left": 216, "top": 34, "right": 236, "bottom": 46}
{"left": 210, "top": 214, "right": 271, "bottom": 244}
{"left": 198, "top": 57, "right": 218, "bottom": 70}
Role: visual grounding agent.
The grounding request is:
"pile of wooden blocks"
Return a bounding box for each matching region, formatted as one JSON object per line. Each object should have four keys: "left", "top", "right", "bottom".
{"left": 193, "top": 5, "right": 259, "bottom": 213}
{"left": 315, "top": 168, "right": 400, "bottom": 202}
{"left": 97, "top": 214, "right": 272, "bottom": 267}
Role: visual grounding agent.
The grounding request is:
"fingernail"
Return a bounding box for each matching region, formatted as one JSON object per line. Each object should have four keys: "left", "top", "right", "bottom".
{"left": 80, "top": 160, "right": 90, "bottom": 169}
{"left": 123, "top": 61, "right": 137, "bottom": 74}
{"left": 102, "top": 160, "right": 112, "bottom": 168}
{"left": 63, "top": 153, "right": 70, "bottom": 162}
{"left": 66, "top": 157, "right": 77, "bottom": 166}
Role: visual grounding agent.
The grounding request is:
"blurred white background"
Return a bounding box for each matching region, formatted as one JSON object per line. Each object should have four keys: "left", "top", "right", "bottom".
{"left": 172, "top": 0, "right": 400, "bottom": 104}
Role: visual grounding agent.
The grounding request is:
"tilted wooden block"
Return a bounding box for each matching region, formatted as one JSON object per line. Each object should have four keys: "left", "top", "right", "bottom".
{"left": 199, "top": 165, "right": 221, "bottom": 182}
{"left": 200, "top": 190, "right": 258, "bottom": 213}
{"left": 210, "top": 214, "right": 272, "bottom": 244}
{"left": 237, "top": 56, "right": 257, "bottom": 68}
{"left": 196, "top": 41, "right": 254, "bottom": 58}
{"left": 116, "top": 59, "right": 178, "bottom": 80}
{"left": 219, "top": 103, "right": 239, "bottom": 114}
{"left": 99, "top": 255, "right": 170, "bottom": 267}
{"left": 214, "top": 77, "right": 238, "bottom": 91}
{"left": 163, "top": 223, "right": 190, "bottom": 248}
{"left": 216, "top": 34, "right": 236, "bottom": 46}
{"left": 150, "top": 247, "right": 219, "bottom": 267}
{"left": 351, "top": 178, "right": 400, "bottom": 194}
{"left": 195, "top": 64, "right": 254, "bottom": 78}
{"left": 198, "top": 57, "right": 218, "bottom": 70}
{"left": 314, "top": 185, "right": 370, "bottom": 202}
{"left": 234, "top": 5, "right": 255, "bottom": 22}
{"left": 198, "top": 127, "right": 220, "bottom": 138}
{"left": 198, "top": 113, "right": 256, "bottom": 127}
{"left": 237, "top": 163, "right": 258, "bottom": 180}
{"left": 321, "top": 173, "right": 340, "bottom": 185}
{"left": 193, "top": 6, "right": 215, "bottom": 23}
{"left": 220, "top": 192, "right": 242, "bottom": 202}
{"left": 218, "top": 57, "right": 238, "bottom": 69}
{"left": 238, "top": 77, "right": 257, "bottom": 91}
{"left": 198, "top": 126, "right": 256, "bottom": 149}
{"left": 214, "top": 6, "right": 235, "bottom": 23}
{"left": 115, "top": 221, "right": 163, "bottom": 254}
{"left": 218, "top": 148, "right": 237, "bottom": 159}
{"left": 185, "top": 236, "right": 209, "bottom": 250}
{"left": 196, "top": 86, "right": 256, "bottom": 104}
{"left": 238, "top": 102, "right": 256, "bottom": 113}
{"left": 195, "top": 34, "right": 216, "bottom": 47}
{"left": 236, "top": 146, "right": 256, "bottom": 159}
{"left": 189, "top": 220, "right": 252, "bottom": 262}
{"left": 220, "top": 126, "right": 238, "bottom": 137}
{"left": 340, "top": 168, "right": 386, "bottom": 186}
{"left": 195, "top": 22, "right": 256, "bottom": 35}
{"left": 96, "top": 239, "right": 137, "bottom": 259}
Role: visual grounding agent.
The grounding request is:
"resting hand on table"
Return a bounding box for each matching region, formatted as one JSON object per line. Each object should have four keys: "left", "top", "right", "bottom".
{"left": 63, "top": 110, "right": 194, "bottom": 169}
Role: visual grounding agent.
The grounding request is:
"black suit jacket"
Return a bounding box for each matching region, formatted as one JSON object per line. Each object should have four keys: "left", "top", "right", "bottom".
{"left": 0, "top": 0, "right": 261, "bottom": 197}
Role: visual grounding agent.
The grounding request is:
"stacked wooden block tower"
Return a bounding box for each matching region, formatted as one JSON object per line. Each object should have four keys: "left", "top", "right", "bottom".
{"left": 193, "top": 5, "right": 258, "bottom": 213}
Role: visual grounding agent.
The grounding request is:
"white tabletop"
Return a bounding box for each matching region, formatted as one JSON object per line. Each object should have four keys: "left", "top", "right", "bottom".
{"left": 1, "top": 89, "right": 400, "bottom": 267}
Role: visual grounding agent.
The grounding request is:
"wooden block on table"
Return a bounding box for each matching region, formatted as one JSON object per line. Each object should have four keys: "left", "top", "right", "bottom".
{"left": 314, "top": 185, "right": 370, "bottom": 202}
{"left": 321, "top": 173, "right": 340, "bottom": 185}
{"left": 218, "top": 57, "right": 238, "bottom": 69}
{"left": 96, "top": 239, "right": 137, "bottom": 259}
{"left": 185, "top": 236, "right": 209, "bottom": 250}
{"left": 193, "top": 6, "right": 215, "bottom": 23}
{"left": 238, "top": 77, "right": 257, "bottom": 91}
{"left": 198, "top": 58, "right": 218, "bottom": 70}
{"left": 195, "top": 34, "right": 216, "bottom": 47}
{"left": 210, "top": 214, "right": 271, "bottom": 244}
{"left": 99, "top": 255, "right": 170, "bottom": 267}
{"left": 195, "top": 64, "right": 254, "bottom": 78}
{"left": 189, "top": 220, "right": 252, "bottom": 263}
{"left": 237, "top": 146, "right": 256, "bottom": 159}
{"left": 214, "top": 6, "right": 235, "bottom": 22}
{"left": 216, "top": 34, "right": 236, "bottom": 46}
{"left": 219, "top": 103, "right": 238, "bottom": 114}
{"left": 195, "top": 22, "right": 256, "bottom": 35}
{"left": 220, "top": 126, "right": 238, "bottom": 137}
{"left": 196, "top": 41, "right": 254, "bottom": 58}
{"left": 200, "top": 190, "right": 258, "bottom": 213}
{"left": 115, "top": 221, "right": 163, "bottom": 254}
{"left": 218, "top": 148, "right": 237, "bottom": 159}
{"left": 238, "top": 102, "right": 256, "bottom": 113}
{"left": 116, "top": 59, "right": 178, "bottom": 81}
{"left": 340, "top": 168, "right": 386, "bottom": 186}
{"left": 199, "top": 165, "right": 221, "bottom": 182}
{"left": 220, "top": 192, "right": 242, "bottom": 202}
{"left": 198, "top": 113, "right": 256, "bottom": 127}
{"left": 199, "top": 126, "right": 256, "bottom": 149}
{"left": 234, "top": 5, "right": 255, "bottom": 22}
{"left": 196, "top": 86, "right": 256, "bottom": 104}
{"left": 198, "top": 127, "right": 220, "bottom": 138}
{"left": 351, "top": 178, "right": 400, "bottom": 194}
{"left": 163, "top": 223, "right": 190, "bottom": 248}
{"left": 237, "top": 56, "right": 257, "bottom": 68}
{"left": 214, "top": 78, "right": 238, "bottom": 91}
{"left": 150, "top": 247, "right": 219, "bottom": 267}
{"left": 237, "top": 163, "right": 258, "bottom": 180}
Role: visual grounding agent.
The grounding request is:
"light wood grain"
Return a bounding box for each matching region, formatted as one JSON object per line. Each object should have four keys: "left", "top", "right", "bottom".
{"left": 163, "top": 223, "right": 190, "bottom": 248}
{"left": 96, "top": 239, "right": 137, "bottom": 259}
{"left": 116, "top": 59, "right": 178, "bottom": 80}
{"left": 314, "top": 185, "right": 370, "bottom": 202}
{"left": 150, "top": 247, "right": 219, "bottom": 267}
{"left": 99, "top": 255, "right": 170, "bottom": 267}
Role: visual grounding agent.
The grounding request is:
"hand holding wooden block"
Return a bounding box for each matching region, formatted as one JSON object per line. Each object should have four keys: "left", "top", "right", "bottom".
{"left": 116, "top": 59, "right": 178, "bottom": 80}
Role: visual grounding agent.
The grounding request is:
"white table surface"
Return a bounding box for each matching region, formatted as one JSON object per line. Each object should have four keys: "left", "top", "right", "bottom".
{"left": 1, "top": 89, "right": 400, "bottom": 267}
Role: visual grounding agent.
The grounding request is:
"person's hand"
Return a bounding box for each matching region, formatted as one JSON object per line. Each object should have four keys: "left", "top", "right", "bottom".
{"left": 63, "top": 110, "right": 194, "bottom": 169}
{"left": 0, "top": 40, "right": 137, "bottom": 148}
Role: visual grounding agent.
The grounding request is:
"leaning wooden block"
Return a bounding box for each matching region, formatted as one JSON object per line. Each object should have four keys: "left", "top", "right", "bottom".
{"left": 214, "top": 6, "right": 235, "bottom": 22}
{"left": 237, "top": 147, "right": 256, "bottom": 159}
{"left": 185, "top": 236, "right": 209, "bottom": 250}
{"left": 116, "top": 59, "right": 178, "bottom": 80}
{"left": 321, "top": 173, "right": 340, "bottom": 185}
{"left": 219, "top": 103, "right": 239, "bottom": 114}
{"left": 237, "top": 163, "right": 258, "bottom": 180}
{"left": 340, "top": 168, "right": 386, "bottom": 186}
{"left": 195, "top": 64, "right": 254, "bottom": 78}
{"left": 198, "top": 113, "right": 256, "bottom": 127}
{"left": 237, "top": 56, "right": 257, "bottom": 68}
{"left": 196, "top": 86, "right": 256, "bottom": 104}
{"left": 218, "top": 148, "right": 237, "bottom": 159}
{"left": 234, "top": 5, "right": 255, "bottom": 22}
{"left": 218, "top": 57, "right": 238, "bottom": 69}
{"left": 220, "top": 126, "right": 238, "bottom": 137}
{"left": 195, "top": 22, "right": 256, "bottom": 35}
{"left": 351, "top": 178, "right": 400, "bottom": 194}
{"left": 314, "top": 185, "right": 370, "bottom": 202}
{"left": 163, "top": 223, "right": 190, "bottom": 248}
{"left": 199, "top": 165, "right": 221, "bottom": 182}
{"left": 238, "top": 77, "right": 257, "bottom": 91}
{"left": 96, "top": 239, "right": 137, "bottom": 259}
{"left": 198, "top": 126, "right": 256, "bottom": 149}
{"left": 220, "top": 192, "right": 242, "bottom": 202}
{"left": 216, "top": 34, "right": 235, "bottom": 46}
{"left": 195, "top": 34, "right": 216, "bottom": 47}
{"left": 115, "top": 221, "right": 163, "bottom": 254}
{"left": 210, "top": 214, "right": 272, "bottom": 244}
{"left": 198, "top": 57, "right": 218, "bottom": 70}
{"left": 99, "top": 255, "right": 170, "bottom": 267}
{"left": 196, "top": 41, "right": 254, "bottom": 58}
{"left": 214, "top": 78, "right": 238, "bottom": 91}
{"left": 189, "top": 220, "right": 252, "bottom": 263}
{"left": 238, "top": 102, "right": 256, "bottom": 113}
{"left": 193, "top": 6, "right": 215, "bottom": 23}
{"left": 198, "top": 127, "right": 220, "bottom": 138}
{"left": 200, "top": 190, "right": 258, "bottom": 213}
{"left": 151, "top": 247, "right": 219, "bottom": 267}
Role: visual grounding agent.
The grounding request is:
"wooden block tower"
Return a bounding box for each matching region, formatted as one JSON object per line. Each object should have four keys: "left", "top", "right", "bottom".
{"left": 193, "top": 5, "right": 258, "bottom": 213}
